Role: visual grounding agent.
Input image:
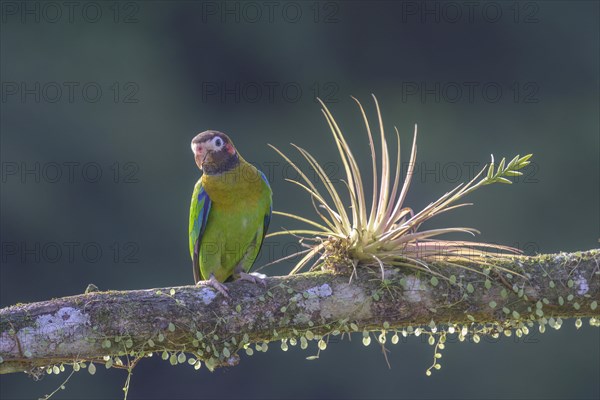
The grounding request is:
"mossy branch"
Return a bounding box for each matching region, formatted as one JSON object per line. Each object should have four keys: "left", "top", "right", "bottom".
{"left": 1, "top": 250, "right": 599, "bottom": 376}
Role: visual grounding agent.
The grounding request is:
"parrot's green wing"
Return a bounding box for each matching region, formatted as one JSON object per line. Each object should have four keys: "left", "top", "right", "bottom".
{"left": 258, "top": 171, "right": 272, "bottom": 252}
{"left": 239, "top": 171, "right": 272, "bottom": 273}
{"left": 189, "top": 180, "right": 212, "bottom": 283}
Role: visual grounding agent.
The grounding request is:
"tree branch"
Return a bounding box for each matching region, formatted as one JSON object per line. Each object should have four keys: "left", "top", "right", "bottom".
{"left": 1, "top": 250, "right": 599, "bottom": 375}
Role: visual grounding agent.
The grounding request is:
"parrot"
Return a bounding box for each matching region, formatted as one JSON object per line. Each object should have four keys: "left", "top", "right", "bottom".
{"left": 189, "top": 130, "right": 272, "bottom": 297}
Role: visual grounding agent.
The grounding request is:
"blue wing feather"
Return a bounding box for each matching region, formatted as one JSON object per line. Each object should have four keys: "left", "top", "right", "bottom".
{"left": 189, "top": 181, "right": 212, "bottom": 283}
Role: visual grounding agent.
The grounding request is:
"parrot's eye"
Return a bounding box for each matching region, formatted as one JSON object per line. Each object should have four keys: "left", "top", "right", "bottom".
{"left": 215, "top": 138, "right": 223, "bottom": 147}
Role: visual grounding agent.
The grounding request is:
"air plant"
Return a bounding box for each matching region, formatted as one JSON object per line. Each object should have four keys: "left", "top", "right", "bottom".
{"left": 267, "top": 95, "right": 532, "bottom": 280}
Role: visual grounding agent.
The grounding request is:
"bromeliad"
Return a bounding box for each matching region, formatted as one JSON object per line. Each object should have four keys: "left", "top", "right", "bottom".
{"left": 268, "top": 96, "right": 532, "bottom": 280}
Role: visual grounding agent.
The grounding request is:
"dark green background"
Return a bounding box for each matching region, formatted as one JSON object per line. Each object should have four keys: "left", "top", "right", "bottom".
{"left": 1, "top": 1, "right": 598, "bottom": 399}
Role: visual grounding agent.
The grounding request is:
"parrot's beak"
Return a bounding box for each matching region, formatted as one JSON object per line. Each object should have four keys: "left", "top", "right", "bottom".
{"left": 192, "top": 143, "right": 207, "bottom": 170}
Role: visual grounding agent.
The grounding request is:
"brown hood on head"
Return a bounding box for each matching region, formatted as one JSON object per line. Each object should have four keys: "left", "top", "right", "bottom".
{"left": 191, "top": 130, "right": 240, "bottom": 175}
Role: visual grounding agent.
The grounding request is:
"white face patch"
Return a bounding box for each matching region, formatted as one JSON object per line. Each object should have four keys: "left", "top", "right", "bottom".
{"left": 193, "top": 136, "right": 225, "bottom": 154}
{"left": 202, "top": 136, "right": 223, "bottom": 152}
{"left": 191, "top": 136, "right": 224, "bottom": 155}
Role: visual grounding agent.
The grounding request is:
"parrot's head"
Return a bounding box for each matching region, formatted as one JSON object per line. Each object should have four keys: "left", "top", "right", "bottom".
{"left": 191, "top": 130, "right": 239, "bottom": 175}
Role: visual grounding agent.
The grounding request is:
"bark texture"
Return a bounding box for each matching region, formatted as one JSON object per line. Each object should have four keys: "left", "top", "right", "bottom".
{"left": 1, "top": 250, "right": 599, "bottom": 375}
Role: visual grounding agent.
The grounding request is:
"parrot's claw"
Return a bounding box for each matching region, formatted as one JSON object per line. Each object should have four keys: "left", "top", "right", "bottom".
{"left": 197, "top": 274, "right": 230, "bottom": 298}
{"left": 238, "top": 271, "right": 267, "bottom": 287}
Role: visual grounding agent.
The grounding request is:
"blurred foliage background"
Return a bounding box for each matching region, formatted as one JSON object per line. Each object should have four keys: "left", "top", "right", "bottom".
{"left": 1, "top": 1, "right": 598, "bottom": 399}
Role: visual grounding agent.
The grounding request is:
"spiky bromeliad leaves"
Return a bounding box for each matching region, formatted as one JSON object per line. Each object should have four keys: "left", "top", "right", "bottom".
{"left": 267, "top": 96, "right": 532, "bottom": 281}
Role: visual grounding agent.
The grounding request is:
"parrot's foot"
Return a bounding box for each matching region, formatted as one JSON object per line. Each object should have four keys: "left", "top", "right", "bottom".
{"left": 197, "top": 274, "right": 230, "bottom": 298}
{"left": 238, "top": 271, "right": 267, "bottom": 287}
